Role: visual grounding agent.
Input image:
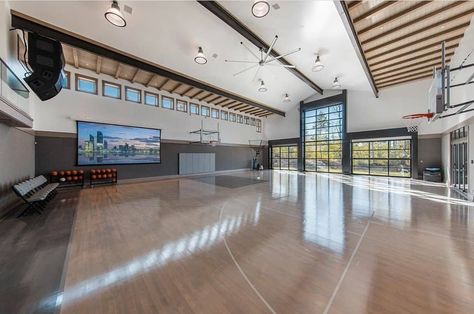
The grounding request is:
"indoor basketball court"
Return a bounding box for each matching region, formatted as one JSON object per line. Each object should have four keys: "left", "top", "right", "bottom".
{"left": 1, "top": 1, "right": 474, "bottom": 313}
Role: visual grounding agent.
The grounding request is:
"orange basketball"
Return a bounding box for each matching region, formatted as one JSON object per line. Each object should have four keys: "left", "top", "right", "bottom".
{"left": 102, "top": 169, "right": 107, "bottom": 174}
{"left": 66, "top": 171, "right": 71, "bottom": 175}
{"left": 79, "top": 170, "right": 84, "bottom": 174}
{"left": 79, "top": 176, "right": 83, "bottom": 180}
{"left": 107, "top": 169, "right": 111, "bottom": 173}
{"left": 67, "top": 176, "right": 72, "bottom": 181}
{"left": 91, "top": 169, "right": 96, "bottom": 174}
{"left": 72, "top": 170, "right": 77, "bottom": 175}
{"left": 51, "top": 171, "right": 58, "bottom": 176}
{"left": 73, "top": 176, "right": 78, "bottom": 180}
{"left": 112, "top": 169, "right": 117, "bottom": 172}
{"left": 108, "top": 174, "right": 112, "bottom": 178}
{"left": 92, "top": 175, "right": 97, "bottom": 179}
{"left": 59, "top": 171, "right": 65, "bottom": 176}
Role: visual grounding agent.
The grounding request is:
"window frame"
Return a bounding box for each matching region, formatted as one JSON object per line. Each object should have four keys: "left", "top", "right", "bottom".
{"left": 256, "top": 119, "right": 262, "bottom": 133}
{"left": 161, "top": 95, "right": 175, "bottom": 110}
{"left": 102, "top": 80, "right": 122, "bottom": 99}
{"left": 176, "top": 99, "right": 188, "bottom": 113}
{"left": 244, "top": 116, "right": 250, "bottom": 125}
{"left": 201, "top": 105, "right": 210, "bottom": 117}
{"left": 75, "top": 74, "right": 98, "bottom": 95}
{"left": 144, "top": 91, "right": 159, "bottom": 106}
{"left": 190, "top": 103, "right": 200, "bottom": 115}
{"left": 237, "top": 114, "right": 243, "bottom": 124}
{"left": 229, "top": 112, "right": 236, "bottom": 122}
{"left": 271, "top": 145, "right": 298, "bottom": 171}
{"left": 63, "top": 71, "right": 71, "bottom": 89}
{"left": 220, "top": 110, "right": 228, "bottom": 121}
{"left": 125, "top": 86, "right": 141, "bottom": 103}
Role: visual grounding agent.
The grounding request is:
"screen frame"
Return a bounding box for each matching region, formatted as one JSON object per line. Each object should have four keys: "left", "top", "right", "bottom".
{"left": 76, "top": 120, "right": 162, "bottom": 166}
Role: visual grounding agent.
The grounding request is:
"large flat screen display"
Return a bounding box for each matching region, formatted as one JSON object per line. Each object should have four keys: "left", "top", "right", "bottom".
{"left": 77, "top": 121, "right": 161, "bottom": 165}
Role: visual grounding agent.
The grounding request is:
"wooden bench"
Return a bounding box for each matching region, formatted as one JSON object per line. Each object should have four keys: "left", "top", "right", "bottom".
{"left": 12, "top": 175, "right": 59, "bottom": 217}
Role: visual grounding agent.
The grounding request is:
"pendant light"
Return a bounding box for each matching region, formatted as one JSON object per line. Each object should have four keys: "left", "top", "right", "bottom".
{"left": 332, "top": 77, "right": 341, "bottom": 89}
{"left": 258, "top": 80, "right": 267, "bottom": 92}
{"left": 252, "top": 0, "right": 270, "bottom": 18}
{"left": 283, "top": 93, "right": 291, "bottom": 103}
{"left": 105, "top": 1, "right": 127, "bottom": 27}
{"left": 194, "top": 47, "right": 207, "bottom": 65}
{"left": 312, "top": 55, "right": 324, "bottom": 72}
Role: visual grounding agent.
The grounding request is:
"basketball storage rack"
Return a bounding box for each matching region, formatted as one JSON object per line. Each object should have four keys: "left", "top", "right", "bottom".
{"left": 189, "top": 120, "right": 221, "bottom": 146}
{"left": 249, "top": 139, "right": 267, "bottom": 170}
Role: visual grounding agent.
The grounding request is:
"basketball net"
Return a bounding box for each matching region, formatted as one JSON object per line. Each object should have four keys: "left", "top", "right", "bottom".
{"left": 402, "top": 113, "right": 434, "bottom": 133}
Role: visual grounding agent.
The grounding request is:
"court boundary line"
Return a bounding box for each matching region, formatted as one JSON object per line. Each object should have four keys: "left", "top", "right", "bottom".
{"left": 219, "top": 203, "right": 277, "bottom": 314}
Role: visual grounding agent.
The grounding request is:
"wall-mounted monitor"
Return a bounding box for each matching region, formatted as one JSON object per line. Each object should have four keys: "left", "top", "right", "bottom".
{"left": 77, "top": 121, "right": 161, "bottom": 165}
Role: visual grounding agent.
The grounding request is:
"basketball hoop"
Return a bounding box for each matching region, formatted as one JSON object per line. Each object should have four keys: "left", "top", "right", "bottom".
{"left": 402, "top": 112, "right": 434, "bottom": 132}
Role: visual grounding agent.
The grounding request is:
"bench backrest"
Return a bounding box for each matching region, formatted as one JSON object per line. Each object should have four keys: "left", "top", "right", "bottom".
{"left": 13, "top": 176, "right": 47, "bottom": 197}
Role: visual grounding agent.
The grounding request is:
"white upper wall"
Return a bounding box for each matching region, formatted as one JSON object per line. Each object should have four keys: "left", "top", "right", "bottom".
{"left": 34, "top": 66, "right": 264, "bottom": 145}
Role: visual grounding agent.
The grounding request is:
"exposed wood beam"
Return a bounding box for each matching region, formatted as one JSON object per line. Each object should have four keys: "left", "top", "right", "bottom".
{"left": 371, "top": 51, "right": 455, "bottom": 73}
{"left": 249, "top": 109, "right": 268, "bottom": 115}
{"left": 131, "top": 68, "right": 140, "bottom": 83}
{"left": 376, "top": 70, "right": 433, "bottom": 86}
{"left": 374, "top": 58, "right": 449, "bottom": 81}
{"left": 358, "top": 1, "right": 432, "bottom": 35}
{"left": 362, "top": 5, "right": 472, "bottom": 46}
{"left": 353, "top": 1, "right": 396, "bottom": 24}
{"left": 335, "top": 1, "right": 378, "bottom": 97}
{"left": 362, "top": 1, "right": 466, "bottom": 45}
{"left": 10, "top": 11, "right": 285, "bottom": 117}
{"left": 227, "top": 102, "right": 243, "bottom": 110}
{"left": 96, "top": 56, "right": 102, "bottom": 74}
{"left": 236, "top": 104, "right": 251, "bottom": 111}
{"left": 146, "top": 74, "right": 156, "bottom": 87}
{"left": 245, "top": 108, "right": 264, "bottom": 115}
{"left": 364, "top": 22, "right": 470, "bottom": 54}
{"left": 215, "top": 98, "right": 230, "bottom": 106}
{"left": 72, "top": 47, "right": 79, "bottom": 68}
{"left": 197, "top": 1, "right": 323, "bottom": 95}
{"left": 222, "top": 100, "right": 240, "bottom": 108}
{"left": 189, "top": 89, "right": 203, "bottom": 99}
{"left": 197, "top": 92, "right": 212, "bottom": 101}
{"left": 205, "top": 95, "right": 221, "bottom": 103}
{"left": 378, "top": 74, "right": 433, "bottom": 89}
{"left": 158, "top": 78, "right": 170, "bottom": 90}
{"left": 347, "top": 1, "right": 363, "bottom": 10}
{"left": 367, "top": 34, "right": 463, "bottom": 61}
{"left": 369, "top": 42, "right": 459, "bottom": 67}
{"left": 240, "top": 107, "right": 256, "bottom": 113}
{"left": 115, "top": 63, "right": 122, "bottom": 79}
{"left": 170, "top": 83, "right": 182, "bottom": 94}
{"left": 180, "top": 86, "right": 194, "bottom": 96}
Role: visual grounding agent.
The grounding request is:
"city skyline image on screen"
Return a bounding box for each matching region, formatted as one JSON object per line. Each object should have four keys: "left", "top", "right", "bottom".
{"left": 77, "top": 121, "right": 161, "bottom": 165}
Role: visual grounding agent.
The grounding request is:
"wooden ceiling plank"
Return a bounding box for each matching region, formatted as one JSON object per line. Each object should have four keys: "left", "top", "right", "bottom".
{"left": 206, "top": 95, "right": 222, "bottom": 103}
{"left": 367, "top": 33, "right": 463, "bottom": 61}
{"left": 374, "top": 60, "right": 448, "bottom": 80}
{"left": 158, "top": 78, "right": 170, "bottom": 90}
{"left": 237, "top": 105, "right": 252, "bottom": 112}
{"left": 371, "top": 51, "right": 455, "bottom": 73}
{"left": 245, "top": 108, "right": 264, "bottom": 115}
{"left": 347, "top": 1, "right": 363, "bottom": 10}
{"left": 72, "top": 47, "right": 79, "bottom": 68}
{"left": 376, "top": 69, "right": 434, "bottom": 85}
{"left": 180, "top": 86, "right": 194, "bottom": 96}
{"left": 96, "top": 56, "right": 102, "bottom": 74}
{"left": 131, "top": 68, "right": 140, "bottom": 83}
{"left": 228, "top": 102, "right": 244, "bottom": 110}
{"left": 378, "top": 74, "right": 433, "bottom": 88}
{"left": 170, "top": 82, "right": 182, "bottom": 94}
{"left": 358, "top": 1, "right": 433, "bottom": 35}
{"left": 362, "top": 4, "right": 472, "bottom": 46}
{"left": 353, "top": 1, "right": 397, "bottom": 24}
{"left": 215, "top": 98, "right": 230, "bottom": 106}
{"left": 365, "top": 22, "right": 469, "bottom": 54}
{"left": 240, "top": 107, "right": 257, "bottom": 113}
{"left": 369, "top": 42, "right": 459, "bottom": 67}
{"left": 197, "top": 91, "right": 212, "bottom": 101}
{"left": 115, "top": 63, "right": 122, "bottom": 79}
{"left": 146, "top": 74, "right": 156, "bottom": 87}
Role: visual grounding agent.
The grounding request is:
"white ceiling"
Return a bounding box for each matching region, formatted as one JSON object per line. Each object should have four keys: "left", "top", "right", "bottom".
{"left": 10, "top": 0, "right": 372, "bottom": 112}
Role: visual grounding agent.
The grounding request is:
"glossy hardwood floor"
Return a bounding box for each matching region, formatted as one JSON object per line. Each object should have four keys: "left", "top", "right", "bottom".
{"left": 21, "top": 171, "right": 474, "bottom": 313}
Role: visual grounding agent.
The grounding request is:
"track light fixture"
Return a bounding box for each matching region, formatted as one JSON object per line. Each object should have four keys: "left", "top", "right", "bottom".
{"left": 252, "top": 0, "right": 270, "bottom": 18}
{"left": 332, "top": 77, "right": 341, "bottom": 89}
{"left": 105, "top": 1, "right": 127, "bottom": 27}
{"left": 258, "top": 80, "right": 268, "bottom": 92}
{"left": 194, "top": 47, "right": 207, "bottom": 65}
{"left": 283, "top": 93, "right": 291, "bottom": 103}
{"left": 312, "top": 55, "right": 324, "bottom": 72}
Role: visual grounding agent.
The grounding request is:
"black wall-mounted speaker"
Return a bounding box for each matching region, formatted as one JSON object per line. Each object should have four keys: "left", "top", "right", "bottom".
{"left": 24, "top": 33, "right": 65, "bottom": 101}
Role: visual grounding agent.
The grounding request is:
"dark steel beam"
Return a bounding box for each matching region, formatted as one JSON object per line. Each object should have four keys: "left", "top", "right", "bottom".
{"left": 197, "top": 1, "right": 323, "bottom": 95}
{"left": 10, "top": 10, "right": 285, "bottom": 116}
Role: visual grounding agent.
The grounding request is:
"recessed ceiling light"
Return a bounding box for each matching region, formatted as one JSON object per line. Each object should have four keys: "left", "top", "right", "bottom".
{"left": 194, "top": 47, "right": 207, "bottom": 65}
{"left": 283, "top": 93, "right": 291, "bottom": 103}
{"left": 252, "top": 0, "right": 270, "bottom": 18}
{"left": 331, "top": 77, "right": 341, "bottom": 89}
{"left": 105, "top": 1, "right": 126, "bottom": 28}
{"left": 312, "top": 54, "right": 324, "bottom": 72}
{"left": 258, "top": 80, "right": 267, "bottom": 92}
